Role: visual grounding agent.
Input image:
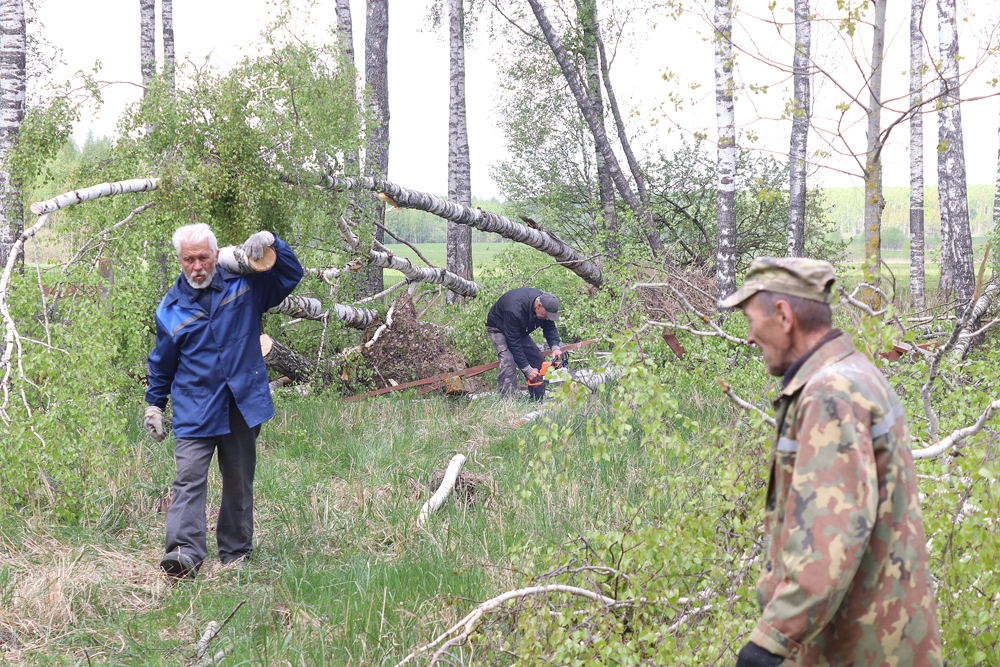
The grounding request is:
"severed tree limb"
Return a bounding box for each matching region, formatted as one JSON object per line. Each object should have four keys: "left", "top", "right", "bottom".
{"left": 356, "top": 280, "right": 407, "bottom": 304}
{"left": 268, "top": 296, "right": 378, "bottom": 329}
{"left": 715, "top": 377, "right": 776, "bottom": 428}
{"left": 369, "top": 248, "right": 479, "bottom": 297}
{"left": 314, "top": 175, "right": 603, "bottom": 287}
{"left": 912, "top": 397, "right": 1000, "bottom": 460}
{"left": 950, "top": 281, "right": 1000, "bottom": 361}
{"left": 394, "top": 585, "right": 616, "bottom": 667}
{"left": 417, "top": 453, "right": 466, "bottom": 527}
{"left": 29, "top": 178, "right": 160, "bottom": 215}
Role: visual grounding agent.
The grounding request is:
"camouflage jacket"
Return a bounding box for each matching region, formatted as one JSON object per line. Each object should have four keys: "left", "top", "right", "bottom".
{"left": 750, "top": 332, "right": 942, "bottom": 666}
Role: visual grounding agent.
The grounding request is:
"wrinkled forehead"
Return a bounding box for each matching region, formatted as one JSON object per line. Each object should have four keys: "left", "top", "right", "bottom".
{"left": 178, "top": 238, "right": 214, "bottom": 257}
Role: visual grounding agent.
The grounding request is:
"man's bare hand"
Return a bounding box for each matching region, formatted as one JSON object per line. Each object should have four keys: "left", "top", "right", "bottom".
{"left": 527, "top": 369, "right": 542, "bottom": 383}
{"left": 144, "top": 405, "right": 166, "bottom": 442}
{"left": 242, "top": 231, "right": 275, "bottom": 260}
{"left": 552, "top": 347, "right": 562, "bottom": 359}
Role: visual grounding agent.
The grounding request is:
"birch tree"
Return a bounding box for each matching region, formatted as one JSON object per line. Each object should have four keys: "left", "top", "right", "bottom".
{"left": 362, "top": 0, "right": 389, "bottom": 297}
{"left": 936, "top": 0, "right": 976, "bottom": 304}
{"left": 715, "top": 0, "right": 737, "bottom": 304}
{"left": 139, "top": 0, "right": 156, "bottom": 93}
{"left": 577, "top": 0, "right": 617, "bottom": 254}
{"left": 862, "top": 0, "right": 887, "bottom": 298}
{"left": 786, "top": 0, "right": 810, "bottom": 258}
{"left": 909, "top": 0, "right": 926, "bottom": 310}
{"left": 446, "top": 0, "right": 473, "bottom": 305}
{"left": 336, "top": 0, "right": 355, "bottom": 61}
{"left": 162, "top": 0, "right": 175, "bottom": 90}
{"left": 0, "top": 0, "right": 25, "bottom": 271}
{"left": 524, "top": 0, "right": 665, "bottom": 258}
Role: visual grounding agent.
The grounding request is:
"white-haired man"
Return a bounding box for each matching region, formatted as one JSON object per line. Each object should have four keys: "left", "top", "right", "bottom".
{"left": 144, "top": 223, "right": 303, "bottom": 579}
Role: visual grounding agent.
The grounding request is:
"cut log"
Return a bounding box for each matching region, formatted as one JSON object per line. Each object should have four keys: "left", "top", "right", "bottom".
{"left": 260, "top": 334, "right": 334, "bottom": 386}
{"left": 417, "top": 453, "right": 466, "bottom": 526}
{"left": 218, "top": 244, "right": 276, "bottom": 274}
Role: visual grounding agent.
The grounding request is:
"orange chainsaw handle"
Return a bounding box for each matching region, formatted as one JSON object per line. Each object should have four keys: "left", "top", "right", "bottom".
{"left": 527, "top": 361, "right": 551, "bottom": 386}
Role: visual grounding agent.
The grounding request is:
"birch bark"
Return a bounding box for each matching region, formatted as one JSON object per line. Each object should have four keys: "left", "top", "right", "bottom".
{"left": 863, "top": 0, "right": 886, "bottom": 303}
{"left": 162, "top": 0, "right": 175, "bottom": 90}
{"left": 936, "top": 0, "right": 976, "bottom": 305}
{"left": 577, "top": 0, "right": 617, "bottom": 254}
{"left": 786, "top": 0, "right": 810, "bottom": 258}
{"left": 139, "top": 0, "right": 156, "bottom": 92}
{"left": 446, "top": 0, "right": 473, "bottom": 305}
{"left": 909, "top": 0, "right": 926, "bottom": 310}
{"left": 525, "top": 0, "right": 664, "bottom": 257}
{"left": 362, "top": 0, "right": 389, "bottom": 297}
{"left": 0, "top": 0, "right": 26, "bottom": 271}
{"left": 336, "top": 0, "right": 355, "bottom": 61}
{"left": 714, "top": 0, "right": 737, "bottom": 305}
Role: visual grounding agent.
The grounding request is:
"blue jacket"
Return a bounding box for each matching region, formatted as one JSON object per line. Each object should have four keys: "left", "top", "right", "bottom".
{"left": 145, "top": 236, "right": 303, "bottom": 438}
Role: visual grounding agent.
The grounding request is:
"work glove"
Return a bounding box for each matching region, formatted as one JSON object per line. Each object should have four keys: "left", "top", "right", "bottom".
{"left": 734, "top": 642, "right": 784, "bottom": 667}
{"left": 144, "top": 405, "right": 166, "bottom": 443}
{"left": 242, "top": 231, "right": 275, "bottom": 260}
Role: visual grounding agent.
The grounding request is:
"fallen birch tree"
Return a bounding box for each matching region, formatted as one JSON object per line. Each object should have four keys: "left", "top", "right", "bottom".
{"left": 314, "top": 175, "right": 604, "bottom": 287}
{"left": 268, "top": 295, "right": 378, "bottom": 329}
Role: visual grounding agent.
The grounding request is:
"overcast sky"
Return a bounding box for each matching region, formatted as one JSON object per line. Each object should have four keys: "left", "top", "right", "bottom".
{"left": 32, "top": 0, "right": 1000, "bottom": 200}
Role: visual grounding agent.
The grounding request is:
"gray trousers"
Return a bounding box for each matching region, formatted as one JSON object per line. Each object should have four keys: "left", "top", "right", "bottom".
{"left": 487, "top": 327, "right": 546, "bottom": 401}
{"left": 165, "top": 407, "right": 260, "bottom": 566}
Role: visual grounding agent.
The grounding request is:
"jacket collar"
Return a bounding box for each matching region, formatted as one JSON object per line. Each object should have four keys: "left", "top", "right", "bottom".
{"left": 777, "top": 330, "right": 855, "bottom": 399}
{"left": 163, "top": 268, "right": 231, "bottom": 310}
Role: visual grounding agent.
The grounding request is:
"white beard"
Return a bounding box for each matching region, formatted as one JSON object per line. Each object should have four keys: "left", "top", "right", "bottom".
{"left": 183, "top": 265, "right": 216, "bottom": 290}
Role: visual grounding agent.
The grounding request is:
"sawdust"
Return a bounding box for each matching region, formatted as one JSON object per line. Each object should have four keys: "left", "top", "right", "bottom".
{"left": 360, "top": 292, "right": 473, "bottom": 390}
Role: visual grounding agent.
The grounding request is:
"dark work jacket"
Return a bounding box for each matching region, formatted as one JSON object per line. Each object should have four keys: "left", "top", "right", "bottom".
{"left": 486, "top": 287, "right": 561, "bottom": 373}
{"left": 145, "top": 236, "right": 303, "bottom": 437}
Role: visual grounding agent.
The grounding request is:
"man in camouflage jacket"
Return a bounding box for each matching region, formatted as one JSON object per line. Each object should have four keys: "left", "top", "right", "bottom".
{"left": 722, "top": 258, "right": 941, "bottom": 667}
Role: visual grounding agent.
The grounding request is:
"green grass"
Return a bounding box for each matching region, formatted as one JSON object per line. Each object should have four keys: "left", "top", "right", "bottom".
{"left": 0, "top": 387, "right": 698, "bottom": 665}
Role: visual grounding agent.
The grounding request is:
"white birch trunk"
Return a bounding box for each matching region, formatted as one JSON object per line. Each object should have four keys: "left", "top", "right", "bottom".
{"left": 863, "top": 0, "right": 887, "bottom": 302}
{"left": 909, "top": 0, "right": 926, "bottom": 310}
{"left": 162, "top": 0, "right": 175, "bottom": 90}
{"left": 714, "top": 0, "right": 737, "bottom": 305}
{"left": 0, "top": 0, "right": 25, "bottom": 271}
{"left": 336, "top": 0, "right": 355, "bottom": 62}
{"left": 786, "top": 0, "right": 810, "bottom": 258}
{"left": 936, "top": 0, "right": 976, "bottom": 304}
{"left": 139, "top": 0, "right": 156, "bottom": 91}
{"left": 446, "top": 0, "right": 473, "bottom": 305}
{"left": 578, "top": 0, "right": 617, "bottom": 254}
{"left": 525, "top": 0, "right": 664, "bottom": 257}
{"left": 321, "top": 176, "right": 603, "bottom": 286}
{"left": 362, "top": 0, "right": 389, "bottom": 297}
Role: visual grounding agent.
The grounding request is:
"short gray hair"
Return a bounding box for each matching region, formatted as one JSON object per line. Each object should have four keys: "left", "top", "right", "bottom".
{"left": 172, "top": 223, "right": 218, "bottom": 255}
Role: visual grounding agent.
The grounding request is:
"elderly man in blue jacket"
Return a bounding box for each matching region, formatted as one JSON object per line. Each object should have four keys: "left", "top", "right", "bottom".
{"left": 143, "top": 222, "right": 303, "bottom": 579}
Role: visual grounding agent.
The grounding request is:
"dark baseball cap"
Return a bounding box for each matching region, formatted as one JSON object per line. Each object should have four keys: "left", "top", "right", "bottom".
{"left": 539, "top": 292, "right": 560, "bottom": 321}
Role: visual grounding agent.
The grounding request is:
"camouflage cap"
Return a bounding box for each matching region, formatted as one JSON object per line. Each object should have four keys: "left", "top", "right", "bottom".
{"left": 720, "top": 257, "right": 836, "bottom": 308}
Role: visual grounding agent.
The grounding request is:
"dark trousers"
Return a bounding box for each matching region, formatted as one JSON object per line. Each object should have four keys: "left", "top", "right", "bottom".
{"left": 487, "top": 327, "right": 546, "bottom": 401}
{"left": 165, "top": 407, "right": 260, "bottom": 565}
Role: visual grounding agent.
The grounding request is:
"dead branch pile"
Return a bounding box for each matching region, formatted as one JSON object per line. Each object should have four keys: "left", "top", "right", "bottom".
{"left": 633, "top": 268, "right": 716, "bottom": 320}
{"left": 359, "top": 292, "right": 470, "bottom": 389}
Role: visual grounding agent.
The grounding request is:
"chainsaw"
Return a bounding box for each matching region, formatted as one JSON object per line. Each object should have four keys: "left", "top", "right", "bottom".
{"left": 527, "top": 352, "right": 570, "bottom": 386}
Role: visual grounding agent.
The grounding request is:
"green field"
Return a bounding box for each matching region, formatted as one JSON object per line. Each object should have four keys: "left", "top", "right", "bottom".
{"left": 380, "top": 242, "right": 508, "bottom": 284}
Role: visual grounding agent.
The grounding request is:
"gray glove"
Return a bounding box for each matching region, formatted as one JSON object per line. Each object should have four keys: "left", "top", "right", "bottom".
{"left": 242, "top": 231, "right": 275, "bottom": 260}
{"left": 144, "top": 405, "right": 166, "bottom": 442}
